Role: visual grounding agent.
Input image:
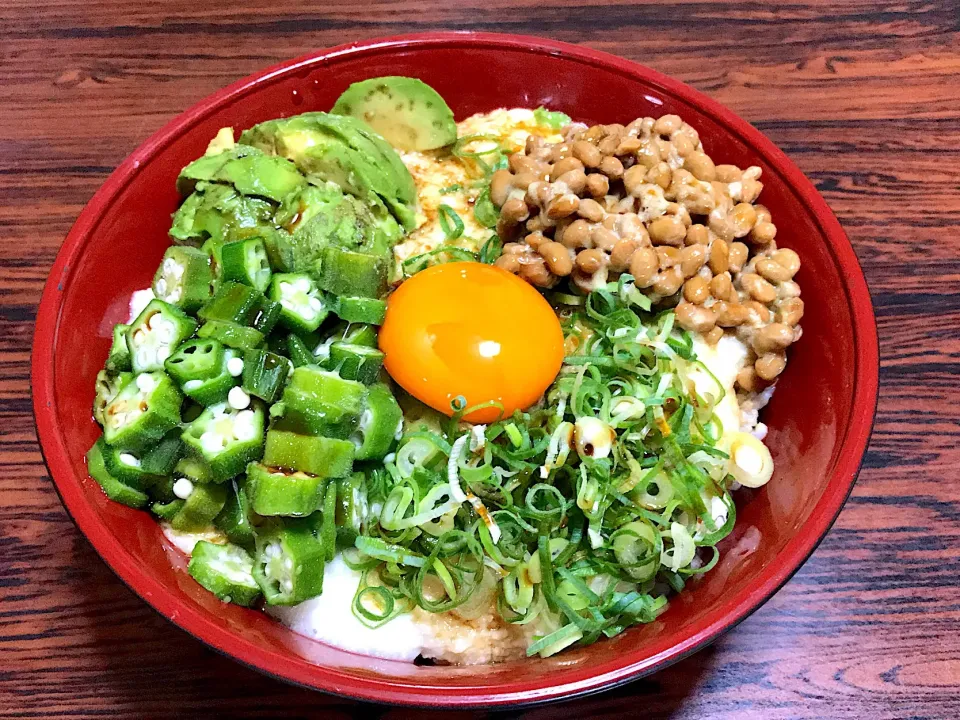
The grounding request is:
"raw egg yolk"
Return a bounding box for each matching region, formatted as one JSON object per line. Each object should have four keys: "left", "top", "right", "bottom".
{"left": 379, "top": 262, "right": 564, "bottom": 423}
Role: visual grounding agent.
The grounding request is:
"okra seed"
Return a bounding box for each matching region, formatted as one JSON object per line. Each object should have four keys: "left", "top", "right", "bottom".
{"left": 234, "top": 410, "right": 258, "bottom": 442}
{"left": 172, "top": 478, "right": 194, "bottom": 499}
{"left": 119, "top": 453, "right": 140, "bottom": 467}
{"left": 226, "top": 357, "right": 245, "bottom": 377}
{"left": 228, "top": 386, "right": 251, "bottom": 410}
{"left": 136, "top": 373, "right": 157, "bottom": 393}
{"left": 155, "top": 320, "right": 176, "bottom": 344}
{"left": 294, "top": 277, "right": 312, "bottom": 292}
{"left": 200, "top": 430, "right": 225, "bottom": 454}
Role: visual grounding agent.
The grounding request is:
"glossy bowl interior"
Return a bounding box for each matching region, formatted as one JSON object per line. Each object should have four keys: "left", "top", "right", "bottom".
{"left": 32, "top": 33, "right": 878, "bottom": 707}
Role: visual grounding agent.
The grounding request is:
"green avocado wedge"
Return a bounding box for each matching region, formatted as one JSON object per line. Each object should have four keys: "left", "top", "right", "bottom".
{"left": 239, "top": 112, "right": 416, "bottom": 230}
{"left": 300, "top": 113, "right": 416, "bottom": 205}
{"left": 275, "top": 184, "right": 370, "bottom": 276}
{"left": 266, "top": 183, "right": 398, "bottom": 286}
{"left": 331, "top": 76, "right": 456, "bottom": 152}
{"left": 213, "top": 153, "right": 306, "bottom": 203}
{"left": 176, "top": 144, "right": 260, "bottom": 195}
{"left": 177, "top": 144, "right": 305, "bottom": 203}
{"left": 170, "top": 182, "right": 275, "bottom": 247}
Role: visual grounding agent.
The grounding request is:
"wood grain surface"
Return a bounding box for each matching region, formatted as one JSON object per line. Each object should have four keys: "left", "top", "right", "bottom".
{"left": 3, "top": 1, "right": 960, "bottom": 717}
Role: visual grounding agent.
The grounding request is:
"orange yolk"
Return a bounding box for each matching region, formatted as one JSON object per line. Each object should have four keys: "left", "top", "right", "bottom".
{"left": 379, "top": 262, "right": 565, "bottom": 423}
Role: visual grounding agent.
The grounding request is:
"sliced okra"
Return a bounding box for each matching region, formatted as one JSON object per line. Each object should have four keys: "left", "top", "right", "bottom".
{"left": 199, "top": 281, "right": 260, "bottom": 325}
{"left": 269, "top": 273, "right": 329, "bottom": 334}
{"left": 181, "top": 348, "right": 241, "bottom": 406}
{"left": 221, "top": 237, "right": 272, "bottom": 292}
{"left": 188, "top": 540, "right": 262, "bottom": 607}
{"left": 253, "top": 518, "right": 326, "bottom": 605}
{"left": 334, "top": 296, "right": 387, "bottom": 325}
{"left": 86, "top": 438, "right": 150, "bottom": 509}
{"left": 93, "top": 369, "right": 132, "bottom": 427}
{"left": 335, "top": 471, "right": 367, "bottom": 546}
{"left": 140, "top": 429, "right": 185, "bottom": 476}
{"left": 126, "top": 299, "right": 198, "bottom": 373}
{"left": 286, "top": 334, "right": 315, "bottom": 368}
{"left": 318, "top": 480, "right": 338, "bottom": 562}
{"left": 100, "top": 442, "right": 159, "bottom": 490}
{"left": 258, "top": 225, "right": 295, "bottom": 273}
{"left": 214, "top": 480, "right": 258, "bottom": 550}
{"left": 262, "top": 429, "right": 355, "bottom": 478}
{"left": 197, "top": 319, "right": 264, "bottom": 350}
{"left": 339, "top": 322, "right": 378, "bottom": 348}
{"left": 148, "top": 475, "right": 177, "bottom": 504}
{"left": 352, "top": 384, "right": 403, "bottom": 461}
{"left": 175, "top": 455, "right": 215, "bottom": 485}
{"left": 164, "top": 338, "right": 225, "bottom": 385}
{"left": 328, "top": 342, "right": 384, "bottom": 385}
{"left": 151, "top": 497, "right": 185, "bottom": 520}
{"left": 276, "top": 366, "right": 365, "bottom": 436}
{"left": 252, "top": 295, "right": 281, "bottom": 335}
{"left": 182, "top": 401, "right": 265, "bottom": 483}
{"left": 169, "top": 482, "right": 228, "bottom": 531}
{"left": 102, "top": 371, "right": 182, "bottom": 454}
{"left": 317, "top": 247, "right": 387, "bottom": 298}
{"left": 152, "top": 246, "right": 213, "bottom": 312}
{"left": 287, "top": 366, "right": 366, "bottom": 410}
{"left": 106, "top": 324, "right": 132, "bottom": 372}
{"left": 314, "top": 324, "right": 378, "bottom": 366}
{"left": 246, "top": 462, "right": 327, "bottom": 517}
{"left": 241, "top": 349, "right": 290, "bottom": 403}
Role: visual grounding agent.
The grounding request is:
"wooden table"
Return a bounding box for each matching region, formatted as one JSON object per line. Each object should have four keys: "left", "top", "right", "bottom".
{"left": 4, "top": 1, "right": 959, "bottom": 717}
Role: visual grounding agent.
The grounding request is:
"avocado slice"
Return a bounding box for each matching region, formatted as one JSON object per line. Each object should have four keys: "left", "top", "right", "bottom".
{"left": 297, "top": 112, "right": 416, "bottom": 206}
{"left": 177, "top": 145, "right": 306, "bottom": 203}
{"left": 239, "top": 112, "right": 416, "bottom": 230}
{"left": 361, "top": 194, "right": 404, "bottom": 256}
{"left": 213, "top": 154, "right": 306, "bottom": 202}
{"left": 320, "top": 115, "right": 417, "bottom": 228}
{"left": 177, "top": 145, "right": 261, "bottom": 196}
{"left": 265, "top": 183, "right": 396, "bottom": 280}
{"left": 331, "top": 76, "right": 456, "bottom": 152}
{"left": 169, "top": 192, "right": 206, "bottom": 246}
{"left": 286, "top": 185, "right": 369, "bottom": 275}
{"left": 169, "top": 182, "right": 274, "bottom": 247}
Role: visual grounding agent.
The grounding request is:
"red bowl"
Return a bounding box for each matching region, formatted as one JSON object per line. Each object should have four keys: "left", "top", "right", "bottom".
{"left": 32, "top": 32, "right": 878, "bottom": 707}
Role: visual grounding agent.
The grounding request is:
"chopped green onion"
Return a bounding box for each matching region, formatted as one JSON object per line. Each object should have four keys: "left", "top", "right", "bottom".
{"left": 438, "top": 204, "right": 465, "bottom": 240}
{"left": 479, "top": 235, "right": 503, "bottom": 264}
{"left": 473, "top": 188, "right": 499, "bottom": 228}
{"left": 452, "top": 134, "right": 504, "bottom": 175}
{"left": 354, "top": 585, "right": 396, "bottom": 623}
